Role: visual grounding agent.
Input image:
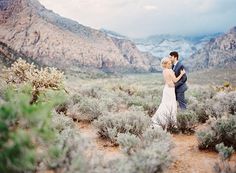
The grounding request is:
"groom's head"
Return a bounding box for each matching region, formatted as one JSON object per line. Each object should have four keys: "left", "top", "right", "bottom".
{"left": 169, "top": 51, "right": 179, "bottom": 63}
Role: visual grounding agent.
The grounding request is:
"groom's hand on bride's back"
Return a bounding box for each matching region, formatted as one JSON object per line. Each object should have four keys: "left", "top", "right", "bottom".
{"left": 175, "top": 66, "right": 187, "bottom": 88}
{"left": 180, "top": 69, "right": 185, "bottom": 75}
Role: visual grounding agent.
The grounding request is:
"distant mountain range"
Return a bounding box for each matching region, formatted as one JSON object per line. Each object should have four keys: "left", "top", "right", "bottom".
{"left": 0, "top": 0, "right": 235, "bottom": 73}
{"left": 184, "top": 26, "right": 236, "bottom": 71}
{"left": 0, "top": 0, "right": 158, "bottom": 73}
{"left": 102, "top": 28, "right": 236, "bottom": 72}
{"left": 133, "top": 33, "right": 222, "bottom": 60}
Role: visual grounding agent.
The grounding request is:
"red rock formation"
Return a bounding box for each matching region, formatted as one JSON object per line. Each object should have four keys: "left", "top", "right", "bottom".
{"left": 184, "top": 27, "right": 236, "bottom": 71}
{"left": 0, "top": 0, "right": 158, "bottom": 72}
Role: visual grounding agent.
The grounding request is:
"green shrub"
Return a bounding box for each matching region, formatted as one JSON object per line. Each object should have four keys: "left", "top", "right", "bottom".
{"left": 67, "top": 96, "right": 106, "bottom": 121}
{"left": 117, "top": 133, "right": 141, "bottom": 155}
{"left": 114, "top": 127, "right": 173, "bottom": 173}
{"left": 216, "top": 143, "right": 234, "bottom": 161}
{"left": 39, "top": 111, "right": 104, "bottom": 173}
{"left": 187, "top": 97, "right": 209, "bottom": 123}
{"left": 43, "top": 128, "right": 88, "bottom": 172}
{"left": 195, "top": 103, "right": 209, "bottom": 123}
{"left": 93, "top": 111, "right": 151, "bottom": 143}
{"left": 79, "top": 86, "right": 101, "bottom": 99}
{"left": 197, "top": 116, "right": 236, "bottom": 150}
{"left": 0, "top": 86, "right": 63, "bottom": 173}
{"left": 51, "top": 111, "right": 75, "bottom": 132}
{"left": 205, "top": 91, "right": 236, "bottom": 119}
{"left": 214, "top": 143, "right": 236, "bottom": 173}
{"left": 177, "top": 110, "right": 198, "bottom": 134}
{"left": 188, "top": 87, "right": 216, "bottom": 102}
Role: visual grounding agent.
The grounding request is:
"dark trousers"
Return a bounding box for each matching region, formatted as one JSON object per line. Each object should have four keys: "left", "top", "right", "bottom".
{"left": 176, "top": 92, "right": 187, "bottom": 109}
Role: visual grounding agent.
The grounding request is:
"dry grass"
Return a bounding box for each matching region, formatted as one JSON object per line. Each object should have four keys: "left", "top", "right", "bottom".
{"left": 188, "top": 68, "right": 236, "bottom": 86}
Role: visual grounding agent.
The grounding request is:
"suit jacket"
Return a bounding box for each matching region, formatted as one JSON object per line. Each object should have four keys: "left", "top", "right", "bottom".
{"left": 172, "top": 61, "right": 188, "bottom": 93}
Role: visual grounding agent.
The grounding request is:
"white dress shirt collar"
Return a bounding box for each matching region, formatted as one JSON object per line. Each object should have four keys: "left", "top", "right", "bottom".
{"left": 174, "top": 61, "right": 178, "bottom": 66}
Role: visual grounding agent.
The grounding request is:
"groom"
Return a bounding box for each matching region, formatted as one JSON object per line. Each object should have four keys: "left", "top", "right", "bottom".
{"left": 169, "top": 51, "right": 188, "bottom": 109}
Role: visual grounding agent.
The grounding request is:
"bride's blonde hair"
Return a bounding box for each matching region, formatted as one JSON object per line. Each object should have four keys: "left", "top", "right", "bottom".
{"left": 161, "top": 57, "right": 171, "bottom": 69}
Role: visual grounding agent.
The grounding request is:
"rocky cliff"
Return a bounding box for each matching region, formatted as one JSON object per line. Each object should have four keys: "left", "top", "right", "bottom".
{"left": 0, "top": 0, "right": 158, "bottom": 72}
{"left": 133, "top": 33, "right": 222, "bottom": 60}
{"left": 184, "top": 27, "right": 236, "bottom": 71}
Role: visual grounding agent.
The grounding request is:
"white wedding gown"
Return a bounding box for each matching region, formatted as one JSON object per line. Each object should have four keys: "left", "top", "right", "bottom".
{"left": 151, "top": 84, "right": 177, "bottom": 128}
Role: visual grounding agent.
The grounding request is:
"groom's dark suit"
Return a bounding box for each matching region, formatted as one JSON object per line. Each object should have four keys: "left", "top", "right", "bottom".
{"left": 172, "top": 61, "right": 187, "bottom": 109}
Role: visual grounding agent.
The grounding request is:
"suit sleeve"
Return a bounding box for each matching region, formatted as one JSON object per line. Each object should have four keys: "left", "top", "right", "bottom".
{"left": 175, "top": 65, "right": 187, "bottom": 88}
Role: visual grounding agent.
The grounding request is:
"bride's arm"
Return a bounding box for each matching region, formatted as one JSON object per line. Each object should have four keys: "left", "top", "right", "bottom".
{"left": 169, "top": 69, "right": 185, "bottom": 83}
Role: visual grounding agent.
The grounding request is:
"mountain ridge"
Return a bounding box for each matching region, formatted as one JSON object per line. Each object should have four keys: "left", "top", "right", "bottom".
{"left": 133, "top": 33, "right": 223, "bottom": 60}
{"left": 0, "top": 0, "right": 159, "bottom": 73}
{"left": 184, "top": 26, "right": 236, "bottom": 71}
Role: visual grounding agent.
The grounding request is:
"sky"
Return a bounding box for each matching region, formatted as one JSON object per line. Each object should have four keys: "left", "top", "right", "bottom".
{"left": 38, "top": 0, "right": 236, "bottom": 38}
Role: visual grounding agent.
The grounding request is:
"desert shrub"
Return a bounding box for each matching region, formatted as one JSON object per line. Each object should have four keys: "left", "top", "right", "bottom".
{"left": 126, "top": 94, "right": 161, "bottom": 117}
{"left": 0, "top": 77, "right": 6, "bottom": 98}
{"left": 187, "top": 96, "right": 209, "bottom": 123}
{"left": 187, "top": 87, "right": 215, "bottom": 122}
{"left": 67, "top": 96, "right": 106, "bottom": 121}
{"left": 127, "top": 95, "right": 145, "bottom": 107}
{"left": 93, "top": 111, "right": 151, "bottom": 143}
{"left": 110, "top": 82, "right": 161, "bottom": 116}
{"left": 0, "top": 86, "right": 63, "bottom": 173}
{"left": 39, "top": 110, "right": 106, "bottom": 173}
{"left": 64, "top": 85, "right": 124, "bottom": 121}
{"left": 4, "top": 58, "right": 64, "bottom": 103}
{"left": 92, "top": 89, "right": 123, "bottom": 113}
{"left": 79, "top": 86, "right": 101, "bottom": 98}
{"left": 214, "top": 143, "right": 236, "bottom": 173}
{"left": 51, "top": 111, "right": 75, "bottom": 132}
{"left": 41, "top": 127, "right": 89, "bottom": 172}
{"left": 188, "top": 87, "right": 216, "bottom": 102}
{"left": 143, "top": 102, "right": 158, "bottom": 117}
{"left": 177, "top": 110, "right": 198, "bottom": 134}
{"left": 117, "top": 133, "right": 141, "bottom": 155}
{"left": 216, "top": 143, "right": 234, "bottom": 161}
{"left": 195, "top": 103, "right": 209, "bottom": 123}
{"left": 112, "top": 84, "right": 138, "bottom": 96}
{"left": 56, "top": 93, "right": 82, "bottom": 114}
{"left": 128, "top": 105, "right": 145, "bottom": 112}
{"left": 214, "top": 82, "right": 236, "bottom": 92}
{"left": 205, "top": 91, "right": 236, "bottom": 119}
{"left": 197, "top": 116, "right": 236, "bottom": 150}
{"left": 114, "top": 127, "right": 173, "bottom": 173}
{"left": 188, "top": 89, "right": 236, "bottom": 122}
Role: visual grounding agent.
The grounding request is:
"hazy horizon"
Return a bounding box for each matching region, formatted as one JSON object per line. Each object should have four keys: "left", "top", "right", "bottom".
{"left": 37, "top": 0, "right": 236, "bottom": 38}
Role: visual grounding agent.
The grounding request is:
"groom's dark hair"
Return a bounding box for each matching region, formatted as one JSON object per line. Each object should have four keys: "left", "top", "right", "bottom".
{"left": 169, "top": 51, "right": 179, "bottom": 60}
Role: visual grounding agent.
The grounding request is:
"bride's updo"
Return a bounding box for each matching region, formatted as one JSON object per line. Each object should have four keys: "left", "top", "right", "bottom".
{"left": 161, "top": 57, "right": 171, "bottom": 69}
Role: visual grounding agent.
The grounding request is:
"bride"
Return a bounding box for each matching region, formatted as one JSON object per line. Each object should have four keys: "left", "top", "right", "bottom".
{"left": 152, "top": 57, "right": 185, "bottom": 129}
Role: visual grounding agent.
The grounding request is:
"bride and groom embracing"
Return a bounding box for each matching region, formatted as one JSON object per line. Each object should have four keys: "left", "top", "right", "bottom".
{"left": 152, "top": 51, "right": 188, "bottom": 130}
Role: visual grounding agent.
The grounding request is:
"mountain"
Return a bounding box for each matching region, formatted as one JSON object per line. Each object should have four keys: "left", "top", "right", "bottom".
{"left": 184, "top": 27, "right": 236, "bottom": 71}
{"left": 0, "top": 0, "right": 157, "bottom": 73}
{"left": 100, "top": 29, "right": 127, "bottom": 40}
{"left": 133, "top": 33, "right": 222, "bottom": 60}
{"left": 0, "top": 41, "right": 41, "bottom": 66}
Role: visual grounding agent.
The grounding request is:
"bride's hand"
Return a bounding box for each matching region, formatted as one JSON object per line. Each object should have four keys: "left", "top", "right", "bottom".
{"left": 180, "top": 69, "right": 185, "bottom": 75}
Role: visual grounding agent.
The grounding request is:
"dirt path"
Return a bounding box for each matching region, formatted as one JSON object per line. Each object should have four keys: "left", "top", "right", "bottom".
{"left": 75, "top": 121, "right": 236, "bottom": 173}
{"left": 76, "top": 121, "right": 122, "bottom": 161}
{"left": 165, "top": 134, "right": 236, "bottom": 173}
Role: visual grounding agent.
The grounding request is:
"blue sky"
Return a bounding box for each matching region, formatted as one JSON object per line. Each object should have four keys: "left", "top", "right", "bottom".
{"left": 39, "top": 0, "right": 236, "bottom": 38}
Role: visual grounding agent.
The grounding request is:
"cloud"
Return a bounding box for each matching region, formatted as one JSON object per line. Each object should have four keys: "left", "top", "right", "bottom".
{"left": 38, "top": 0, "right": 236, "bottom": 38}
{"left": 143, "top": 5, "right": 158, "bottom": 11}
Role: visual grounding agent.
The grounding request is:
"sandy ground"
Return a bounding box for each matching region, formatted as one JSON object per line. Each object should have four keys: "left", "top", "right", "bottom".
{"left": 165, "top": 134, "right": 228, "bottom": 173}
{"left": 76, "top": 121, "right": 236, "bottom": 173}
